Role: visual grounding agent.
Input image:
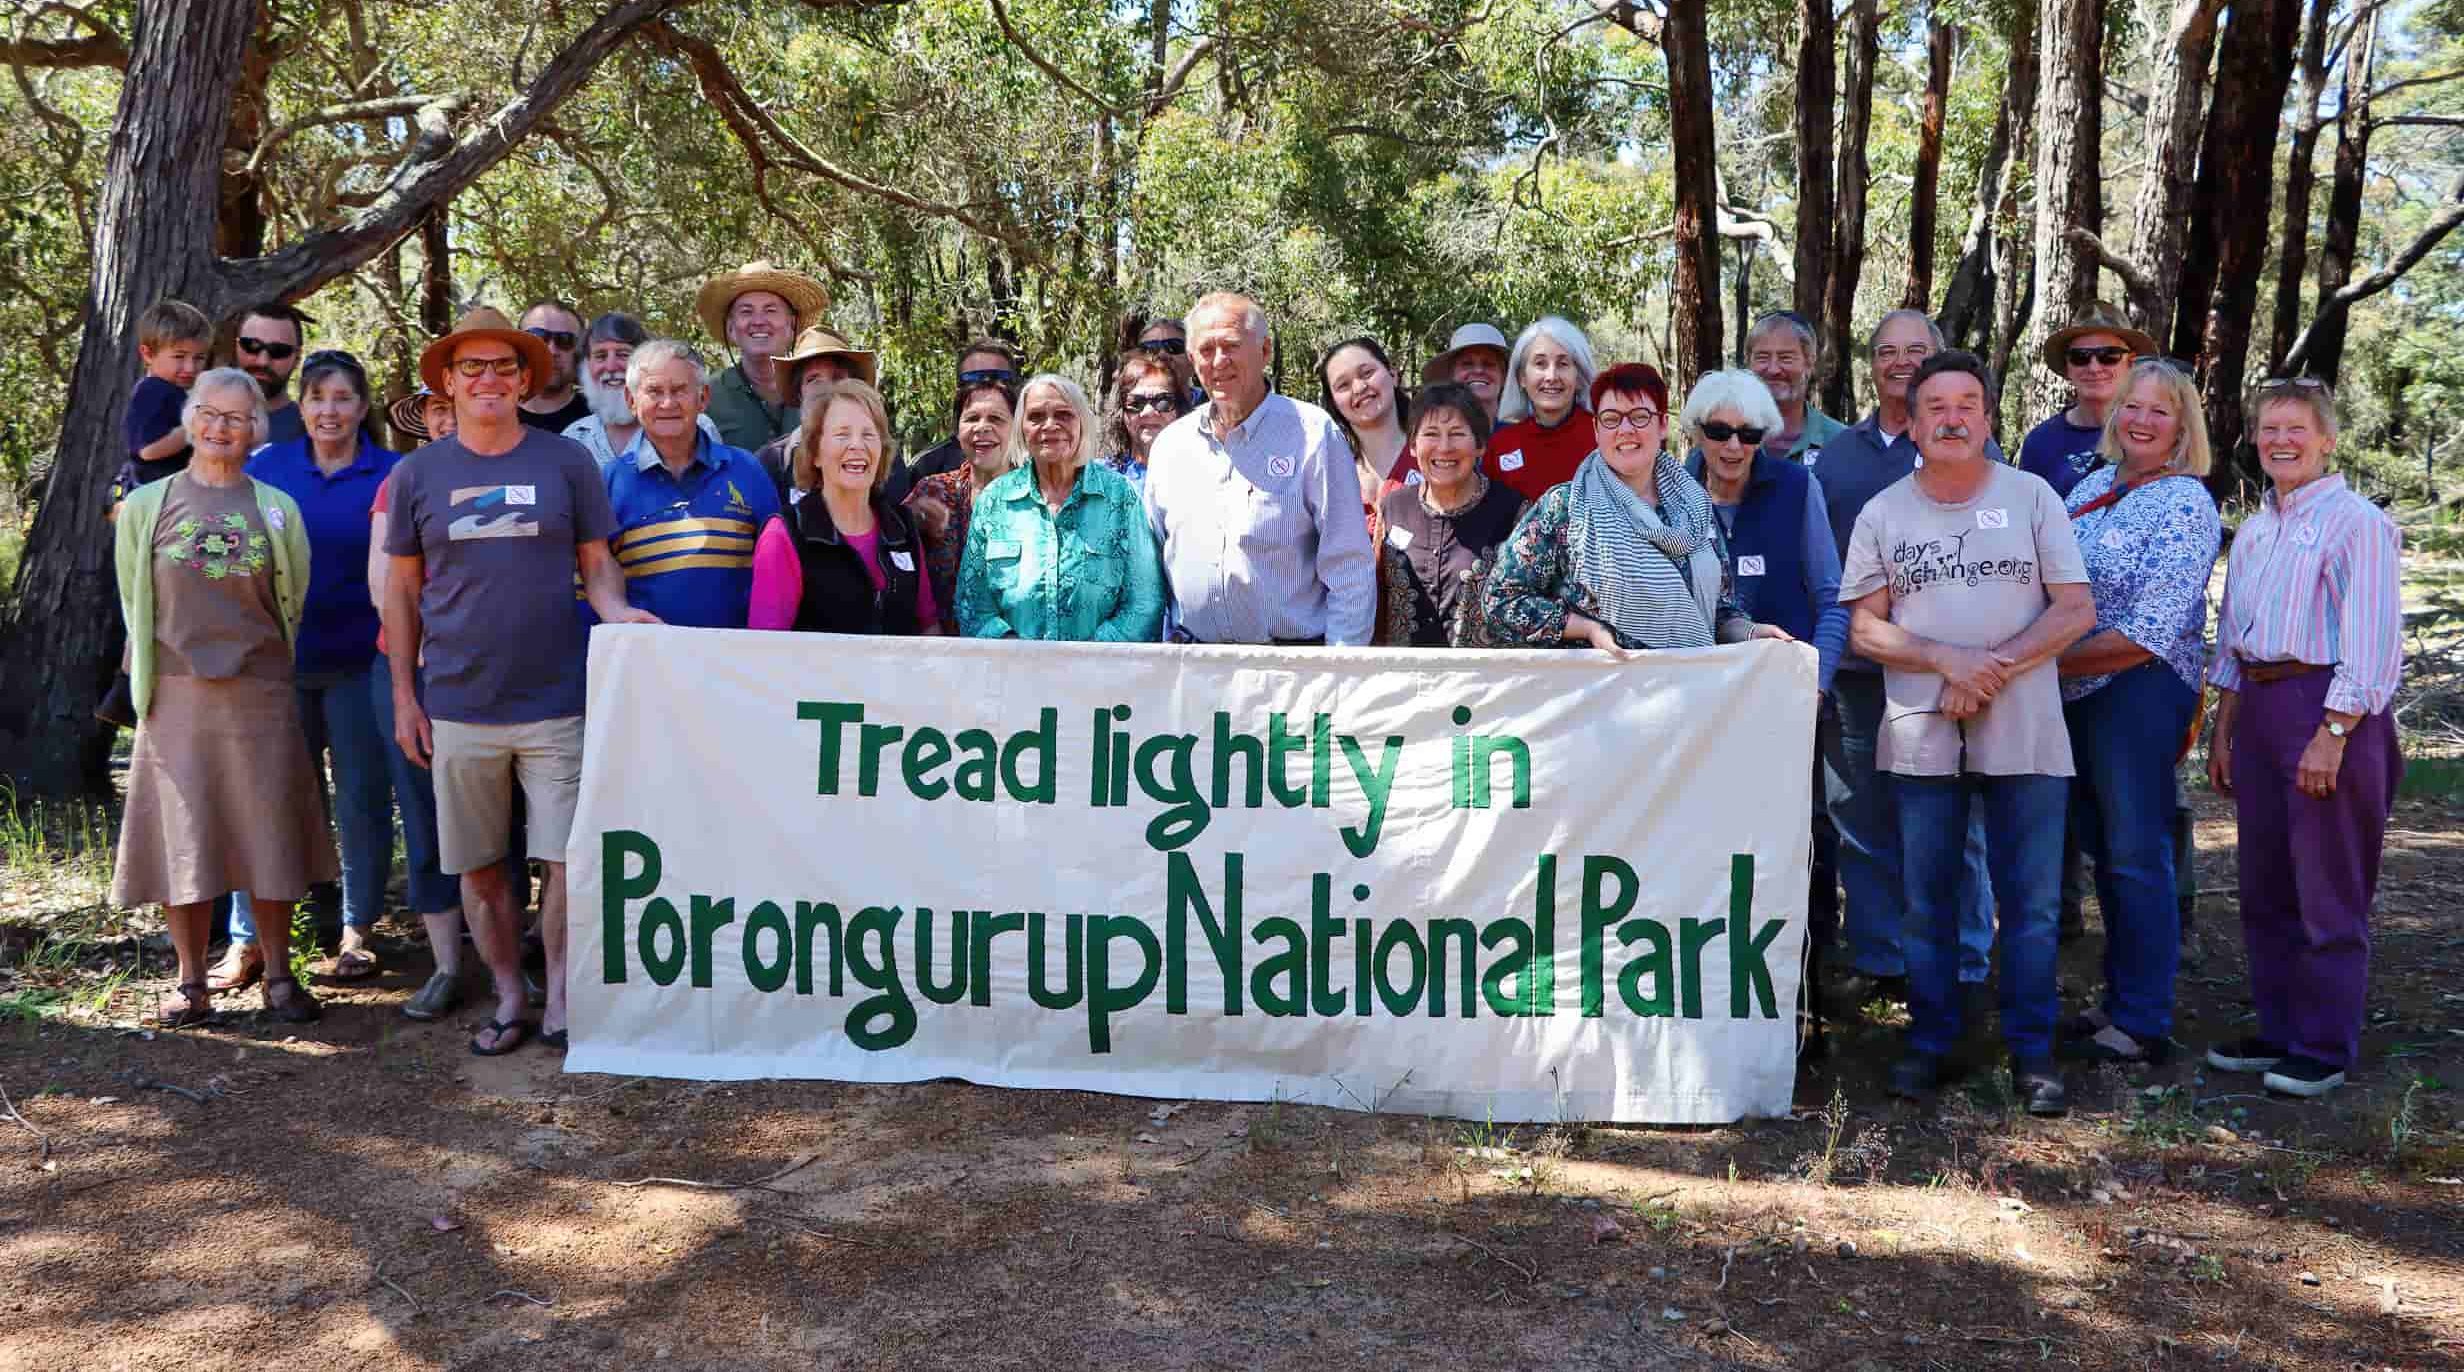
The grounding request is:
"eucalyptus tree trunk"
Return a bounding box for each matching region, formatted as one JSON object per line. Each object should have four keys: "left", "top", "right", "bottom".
{"left": 1665, "top": 0, "right": 1724, "bottom": 390}
{"left": 1818, "top": 0, "right": 1880, "bottom": 417}
{"left": 2026, "top": 0, "right": 2106, "bottom": 423}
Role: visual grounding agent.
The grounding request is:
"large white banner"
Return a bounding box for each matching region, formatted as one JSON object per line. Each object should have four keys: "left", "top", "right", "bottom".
{"left": 568, "top": 627, "right": 1814, "bottom": 1123}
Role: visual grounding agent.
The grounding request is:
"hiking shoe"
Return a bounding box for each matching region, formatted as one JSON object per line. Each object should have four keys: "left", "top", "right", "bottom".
{"left": 2061, "top": 1023, "right": 2174, "bottom": 1066}
{"left": 2262, "top": 1054, "right": 2346, "bottom": 1098}
{"left": 1886, "top": 1052, "right": 1947, "bottom": 1101}
{"left": 403, "top": 970, "right": 463, "bottom": 1022}
{"left": 2205, "top": 1037, "right": 2287, "bottom": 1074}
{"left": 2012, "top": 1058, "right": 2069, "bottom": 1116}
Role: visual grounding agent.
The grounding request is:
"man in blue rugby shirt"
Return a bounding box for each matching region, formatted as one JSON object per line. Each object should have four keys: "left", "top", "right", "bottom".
{"left": 600, "top": 340, "right": 781, "bottom": 628}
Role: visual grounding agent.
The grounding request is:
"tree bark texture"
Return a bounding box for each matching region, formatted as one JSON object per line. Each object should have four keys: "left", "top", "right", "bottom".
{"left": 2268, "top": 0, "right": 2339, "bottom": 370}
{"left": 2122, "top": 0, "right": 2225, "bottom": 337}
{"left": 2304, "top": 2, "right": 2378, "bottom": 382}
{"left": 1903, "top": 17, "right": 1957, "bottom": 310}
{"left": 1791, "top": 0, "right": 1837, "bottom": 336}
{"left": 2027, "top": 0, "right": 2106, "bottom": 423}
{"left": 1940, "top": 0, "right": 2037, "bottom": 352}
{"left": 420, "top": 207, "right": 453, "bottom": 336}
{"left": 1820, "top": 0, "right": 1881, "bottom": 417}
{"left": 1664, "top": 0, "right": 1724, "bottom": 390}
{"left": 2190, "top": 0, "right": 2302, "bottom": 485}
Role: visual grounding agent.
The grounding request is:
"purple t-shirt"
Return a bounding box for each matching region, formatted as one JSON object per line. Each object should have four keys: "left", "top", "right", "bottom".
{"left": 381, "top": 428, "right": 617, "bottom": 724}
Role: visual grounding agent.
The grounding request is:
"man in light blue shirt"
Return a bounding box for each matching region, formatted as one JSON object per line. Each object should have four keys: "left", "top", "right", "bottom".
{"left": 1142, "top": 292, "right": 1374, "bottom": 646}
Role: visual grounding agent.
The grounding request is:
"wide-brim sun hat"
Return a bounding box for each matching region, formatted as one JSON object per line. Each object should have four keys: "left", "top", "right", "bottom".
{"left": 388, "top": 387, "right": 435, "bottom": 443}
{"left": 416, "top": 307, "right": 555, "bottom": 401}
{"left": 775, "top": 324, "right": 878, "bottom": 386}
{"left": 695, "top": 261, "right": 831, "bottom": 344}
{"left": 2042, "top": 300, "right": 2158, "bottom": 372}
{"left": 1423, "top": 321, "right": 1511, "bottom": 387}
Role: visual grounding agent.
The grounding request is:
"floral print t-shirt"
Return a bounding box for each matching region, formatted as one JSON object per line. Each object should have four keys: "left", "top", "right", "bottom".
{"left": 2061, "top": 465, "right": 2220, "bottom": 701}
{"left": 150, "top": 470, "right": 291, "bottom": 681}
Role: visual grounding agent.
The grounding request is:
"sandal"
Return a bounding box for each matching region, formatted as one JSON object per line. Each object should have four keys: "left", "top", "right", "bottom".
{"left": 318, "top": 946, "right": 380, "bottom": 982}
{"left": 206, "top": 942, "right": 264, "bottom": 993}
{"left": 150, "top": 982, "right": 219, "bottom": 1029}
{"left": 262, "top": 974, "right": 323, "bottom": 1024}
{"left": 402, "top": 970, "right": 463, "bottom": 1022}
{"left": 470, "top": 1017, "right": 533, "bottom": 1057}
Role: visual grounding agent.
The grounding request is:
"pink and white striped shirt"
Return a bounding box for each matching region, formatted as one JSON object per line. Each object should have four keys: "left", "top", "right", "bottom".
{"left": 2208, "top": 474, "right": 2404, "bottom": 714}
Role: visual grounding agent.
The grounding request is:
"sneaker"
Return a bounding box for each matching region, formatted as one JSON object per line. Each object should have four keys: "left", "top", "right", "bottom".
{"left": 402, "top": 969, "right": 463, "bottom": 1022}
{"left": 2060, "top": 1023, "right": 2174, "bottom": 1066}
{"left": 2262, "top": 1054, "right": 2346, "bottom": 1098}
{"left": 2206, "top": 1036, "right": 2287, "bottom": 1074}
{"left": 2012, "top": 1057, "right": 2069, "bottom": 1116}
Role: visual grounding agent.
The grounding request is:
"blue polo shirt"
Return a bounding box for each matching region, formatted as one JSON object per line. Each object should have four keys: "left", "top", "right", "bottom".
{"left": 601, "top": 431, "right": 781, "bottom": 628}
{"left": 244, "top": 434, "right": 400, "bottom": 677}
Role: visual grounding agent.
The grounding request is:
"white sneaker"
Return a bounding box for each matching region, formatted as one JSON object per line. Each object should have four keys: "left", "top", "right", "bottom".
{"left": 2205, "top": 1037, "right": 2286, "bottom": 1073}
{"left": 2261, "top": 1055, "right": 2346, "bottom": 1098}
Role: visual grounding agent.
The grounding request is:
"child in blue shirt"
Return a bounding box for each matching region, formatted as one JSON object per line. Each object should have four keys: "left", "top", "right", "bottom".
{"left": 98, "top": 299, "right": 215, "bottom": 726}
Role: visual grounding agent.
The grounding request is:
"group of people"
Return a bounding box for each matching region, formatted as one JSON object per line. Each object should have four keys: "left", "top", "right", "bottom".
{"left": 103, "top": 270, "right": 2405, "bottom": 1109}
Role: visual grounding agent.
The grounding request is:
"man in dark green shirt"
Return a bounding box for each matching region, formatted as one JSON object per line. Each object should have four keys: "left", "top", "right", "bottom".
{"left": 694, "top": 261, "right": 830, "bottom": 452}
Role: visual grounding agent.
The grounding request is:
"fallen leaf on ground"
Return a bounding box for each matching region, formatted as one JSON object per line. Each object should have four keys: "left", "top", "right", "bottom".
{"left": 1590, "top": 1214, "right": 1625, "bottom": 1244}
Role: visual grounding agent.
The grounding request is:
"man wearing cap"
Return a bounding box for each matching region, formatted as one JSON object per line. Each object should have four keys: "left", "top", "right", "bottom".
{"left": 563, "top": 312, "right": 719, "bottom": 467}
{"left": 1424, "top": 322, "right": 1511, "bottom": 424}
{"left": 754, "top": 324, "right": 879, "bottom": 501}
{"left": 516, "top": 300, "right": 592, "bottom": 433}
{"left": 1143, "top": 292, "right": 1373, "bottom": 646}
{"left": 695, "top": 261, "right": 830, "bottom": 453}
{"left": 383, "top": 307, "right": 657, "bottom": 1058}
{"left": 885, "top": 337, "right": 1025, "bottom": 506}
{"left": 1747, "top": 310, "right": 1847, "bottom": 463}
{"left": 602, "top": 339, "right": 780, "bottom": 629}
{"left": 2019, "top": 301, "right": 2153, "bottom": 500}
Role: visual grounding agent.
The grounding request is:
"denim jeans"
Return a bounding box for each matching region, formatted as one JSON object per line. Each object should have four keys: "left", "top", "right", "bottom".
{"left": 231, "top": 660, "right": 394, "bottom": 939}
{"left": 1898, "top": 772, "right": 2068, "bottom": 1062}
{"left": 1830, "top": 670, "right": 1994, "bottom": 980}
{"left": 2066, "top": 663, "right": 2197, "bottom": 1041}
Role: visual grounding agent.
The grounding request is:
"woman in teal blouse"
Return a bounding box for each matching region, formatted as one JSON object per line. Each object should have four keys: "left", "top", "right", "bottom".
{"left": 955, "top": 373, "right": 1164, "bottom": 642}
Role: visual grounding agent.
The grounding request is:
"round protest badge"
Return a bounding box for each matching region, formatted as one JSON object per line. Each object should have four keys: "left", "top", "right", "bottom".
{"left": 1267, "top": 454, "right": 1296, "bottom": 479}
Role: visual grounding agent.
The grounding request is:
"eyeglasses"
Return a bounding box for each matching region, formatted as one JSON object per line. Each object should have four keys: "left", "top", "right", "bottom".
{"left": 957, "top": 367, "right": 1018, "bottom": 386}
{"left": 235, "top": 337, "right": 297, "bottom": 361}
{"left": 1122, "top": 392, "right": 1182, "bottom": 415}
{"left": 451, "top": 357, "right": 525, "bottom": 378}
{"left": 526, "top": 327, "right": 579, "bottom": 351}
{"left": 1595, "top": 407, "right": 1661, "bottom": 431}
{"left": 1699, "top": 420, "right": 1767, "bottom": 445}
{"left": 1136, "top": 337, "right": 1188, "bottom": 357}
{"left": 2067, "top": 346, "right": 2129, "bottom": 368}
{"left": 191, "top": 405, "right": 254, "bottom": 431}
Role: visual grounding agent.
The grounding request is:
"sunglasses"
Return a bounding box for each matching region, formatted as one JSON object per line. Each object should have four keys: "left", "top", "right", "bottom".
{"left": 2067, "top": 346, "right": 2130, "bottom": 368}
{"left": 526, "top": 327, "right": 579, "bottom": 350}
{"left": 236, "top": 337, "right": 298, "bottom": 361}
{"left": 451, "top": 357, "right": 526, "bottom": 378}
{"left": 1122, "top": 392, "right": 1182, "bottom": 415}
{"left": 958, "top": 367, "right": 1019, "bottom": 386}
{"left": 1136, "top": 337, "right": 1188, "bottom": 357}
{"left": 1699, "top": 420, "right": 1767, "bottom": 445}
{"left": 2255, "top": 375, "right": 2328, "bottom": 392}
{"left": 303, "top": 348, "right": 365, "bottom": 374}
{"left": 1595, "top": 407, "right": 1661, "bottom": 431}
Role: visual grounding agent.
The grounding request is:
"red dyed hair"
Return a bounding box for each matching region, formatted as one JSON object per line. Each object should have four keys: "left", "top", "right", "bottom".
{"left": 1590, "top": 362, "right": 1669, "bottom": 416}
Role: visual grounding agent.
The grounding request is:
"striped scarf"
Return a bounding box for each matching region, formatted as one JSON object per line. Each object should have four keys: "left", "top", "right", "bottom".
{"left": 1566, "top": 450, "right": 1721, "bottom": 649}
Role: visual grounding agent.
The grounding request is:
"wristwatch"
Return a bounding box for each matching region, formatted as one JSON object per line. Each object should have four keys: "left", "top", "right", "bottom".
{"left": 2324, "top": 719, "right": 2350, "bottom": 739}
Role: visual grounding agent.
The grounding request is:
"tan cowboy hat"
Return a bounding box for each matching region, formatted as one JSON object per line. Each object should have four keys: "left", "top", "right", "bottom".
{"left": 775, "top": 324, "right": 878, "bottom": 386}
{"left": 417, "top": 307, "right": 554, "bottom": 400}
{"left": 1423, "top": 321, "right": 1511, "bottom": 387}
{"left": 2042, "top": 301, "right": 2158, "bottom": 372}
{"left": 695, "top": 261, "right": 831, "bottom": 343}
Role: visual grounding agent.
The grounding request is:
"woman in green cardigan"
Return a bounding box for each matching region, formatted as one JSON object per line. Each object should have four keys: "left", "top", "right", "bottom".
{"left": 113, "top": 367, "right": 334, "bottom": 1026}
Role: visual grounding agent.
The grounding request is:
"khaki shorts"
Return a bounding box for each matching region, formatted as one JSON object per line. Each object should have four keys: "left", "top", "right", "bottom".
{"left": 432, "top": 716, "right": 585, "bottom": 875}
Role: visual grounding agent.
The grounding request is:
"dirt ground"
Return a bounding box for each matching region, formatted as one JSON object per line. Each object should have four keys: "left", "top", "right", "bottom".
{"left": 2, "top": 786, "right": 2460, "bottom": 1372}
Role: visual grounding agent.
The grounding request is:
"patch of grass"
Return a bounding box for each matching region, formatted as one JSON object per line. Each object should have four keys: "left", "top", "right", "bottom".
{"left": 0, "top": 778, "right": 119, "bottom": 906}
{"left": 2396, "top": 755, "right": 2464, "bottom": 801}
{"left": 2124, "top": 1084, "right": 2202, "bottom": 1147}
{"left": 0, "top": 988, "right": 67, "bottom": 1022}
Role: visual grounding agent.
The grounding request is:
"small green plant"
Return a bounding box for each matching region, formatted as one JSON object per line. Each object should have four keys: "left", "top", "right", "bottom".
{"left": 0, "top": 988, "right": 67, "bottom": 1023}
{"left": 1798, "top": 1088, "right": 1851, "bottom": 1185}
{"left": 1247, "top": 1087, "right": 1287, "bottom": 1153}
{"left": 287, "top": 903, "right": 319, "bottom": 987}
{"left": 2389, "top": 1076, "right": 2428, "bottom": 1162}
{"left": 1632, "top": 1195, "right": 1680, "bottom": 1233}
{"left": 2124, "top": 1084, "right": 2201, "bottom": 1147}
{"left": 2189, "top": 1254, "right": 2227, "bottom": 1284}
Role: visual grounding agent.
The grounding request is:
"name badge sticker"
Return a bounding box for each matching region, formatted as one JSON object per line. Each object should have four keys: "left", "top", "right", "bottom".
{"left": 1404, "top": 470, "right": 1424, "bottom": 486}
{"left": 1266, "top": 454, "right": 1296, "bottom": 479}
{"left": 1498, "top": 451, "right": 1526, "bottom": 473}
{"left": 986, "top": 540, "right": 1021, "bottom": 561}
{"left": 1736, "top": 555, "right": 1766, "bottom": 577}
{"left": 1386, "top": 525, "right": 1414, "bottom": 550}
{"left": 2100, "top": 529, "right": 2128, "bottom": 550}
{"left": 2296, "top": 521, "right": 2320, "bottom": 547}
{"left": 505, "top": 485, "right": 537, "bottom": 506}
{"left": 264, "top": 505, "right": 286, "bottom": 534}
{"left": 889, "top": 550, "right": 916, "bottom": 573}
{"left": 1976, "top": 508, "right": 2009, "bottom": 530}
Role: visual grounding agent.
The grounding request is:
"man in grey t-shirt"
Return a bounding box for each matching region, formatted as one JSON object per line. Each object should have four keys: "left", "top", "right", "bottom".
{"left": 1841, "top": 351, "right": 2093, "bottom": 1116}
{"left": 385, "top": 307, "right": 656, "bottom": 1057}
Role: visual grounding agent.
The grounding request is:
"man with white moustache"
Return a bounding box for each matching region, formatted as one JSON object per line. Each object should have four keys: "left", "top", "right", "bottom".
{"left": 561, "top": 313, "right": 717, "bottom": 467}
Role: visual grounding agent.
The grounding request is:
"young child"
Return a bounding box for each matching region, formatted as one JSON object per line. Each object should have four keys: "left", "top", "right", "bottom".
{"left": 97, "top": 299, "right": 214, "bottom": 727}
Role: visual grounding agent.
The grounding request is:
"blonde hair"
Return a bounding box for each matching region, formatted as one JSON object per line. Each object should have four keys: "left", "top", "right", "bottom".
{"left": 2099, "top": 360, "right": 2214, "bottom": 478}
{"left": 792, "top": 378, "right": 893, "bottom": 493}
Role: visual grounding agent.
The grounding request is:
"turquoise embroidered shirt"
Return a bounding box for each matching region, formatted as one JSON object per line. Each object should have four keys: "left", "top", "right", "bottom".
{"left": 955, "top": 460, "right": 1164, "bottom": 642}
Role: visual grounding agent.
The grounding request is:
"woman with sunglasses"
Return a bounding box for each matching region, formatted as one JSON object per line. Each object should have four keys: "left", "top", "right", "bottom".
{"left": 2021, "top": 302, "right": 2153, "bottom": 499}
{"left": 1681, "top": 369, "right": 1847, "bottom": 690}
{"left": 114, "top": 368, "right": 332, "bottom": 1026}
{"left": 1105, "top": 353, "right": 1186, "bottom": 492}
{"left": 198, "top": 351, "right": 404, "bottom": 992}
{"left": 1484, "top": 363, "right": 1788, "bottom": 652}
{"left": 2201, "top": 377, "right": 2402, "bottom": 1099}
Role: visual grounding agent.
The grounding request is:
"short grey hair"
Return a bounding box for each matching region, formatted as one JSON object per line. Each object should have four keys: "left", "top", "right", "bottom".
{"left": 1186, "top": 292, "right": 1267, "bottom": 342}
{"left": 1746, "top": 310, "right": 1818, "bottom": 359}
{"left": 1497, "top": 316, "right": 1599, "bottom": 424}
{"left": 625, "top": 339, "right": 708, "bottom": 393}
{"left": 1008, "top": 373, "right": 1100, "bottom": 470}
{"left": 183, "top": 367, "right": 270, "bottom": 446}
{"left": 1678, "top": 369, "right": 1784, "bottom": 437}
{"left": 1866, "top": 309, "right": 1946, "bottom": 354}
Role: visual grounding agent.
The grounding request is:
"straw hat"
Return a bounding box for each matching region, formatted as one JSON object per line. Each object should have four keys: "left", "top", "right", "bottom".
{"left": 2041, "top": 301, "right": 2157, "bottom": 372}
{"left": 387, "top": 388, "right": 436, "bottom": 443}
{"left": 1423, "top": 321, "right": 1510, "bottom": 386}
{"left": 416, "top": 307, "right": 554, "bottom": 400}
{"left": 775, "top": 324, "right": 878, "bottom": 386}
{"left": 695, "top": 261, "right": 831, "bottom": 344}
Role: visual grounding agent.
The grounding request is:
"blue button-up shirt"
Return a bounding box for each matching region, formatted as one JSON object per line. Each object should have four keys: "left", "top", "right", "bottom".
{"left": 243, "top": 435, "right": 399, "bottom": 677}
{"left": 601, "top": 430, "right": 782, "bottom": 628}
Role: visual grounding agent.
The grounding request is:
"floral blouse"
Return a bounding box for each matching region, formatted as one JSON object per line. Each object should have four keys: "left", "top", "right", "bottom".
{"left": 1482, "top": 482, "right": 1746, "bottom": 648}
{"left": 2061, "top": 466, "right": 2220, "bottom": 701}
{"left": 954, "top": 461, "right": 1165, "bottom": 642}
{"left": 906, "top": 465, "right": 984, "bottom": 635}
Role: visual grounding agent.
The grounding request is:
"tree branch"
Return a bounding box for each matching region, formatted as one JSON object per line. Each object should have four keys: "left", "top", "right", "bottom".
{"left": 2371, "top": 113, "right": 2464, "bottom": 130}
{"left": 2370, "top": 66, "right": 2464, "bottom": 100}
{"left": 1, "top": 4, "right": 126, "bottom": 68}
{"left": 985, "top": 0, "right": 1121, "bottom": 117}
{"left": 246, "top": 93, "right": 471, "bottom": 175}
{"left": 2065, "top": 226, "right": 2156, "bottom": 303}
{"left": 215, "top": 0, "right": 695, "bottom": 310}
{"left": 1144, "top": 36, "right": 1214, "bottom": 118}
{"left": 2283, "top": 170, "right": 2464, "bottom": 371}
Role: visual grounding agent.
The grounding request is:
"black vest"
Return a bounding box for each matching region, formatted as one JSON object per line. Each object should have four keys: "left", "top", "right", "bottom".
{"left": 788, "top": 493, "right": 925, "bottom": 636}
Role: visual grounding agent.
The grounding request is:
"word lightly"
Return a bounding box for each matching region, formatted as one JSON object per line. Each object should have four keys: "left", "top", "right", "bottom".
{"left": 598, "top": 832, "right": 1786, "bottom": 1055}
{"left": 793, "top": 701, "right": 1532, "bottom": 856}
